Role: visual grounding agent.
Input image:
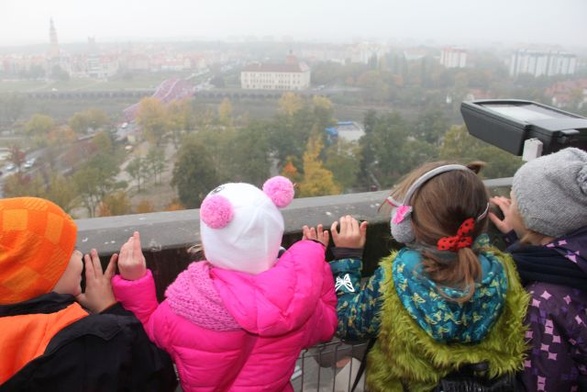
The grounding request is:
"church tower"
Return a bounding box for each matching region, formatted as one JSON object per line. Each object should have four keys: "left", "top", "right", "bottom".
{"left": 49, "top": 18, "right": 59, "bottom": 58}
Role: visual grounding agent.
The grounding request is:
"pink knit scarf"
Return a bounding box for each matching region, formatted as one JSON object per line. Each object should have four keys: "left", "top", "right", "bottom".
{"left": 165, "top": 261, "right": 240, "bottom": 331}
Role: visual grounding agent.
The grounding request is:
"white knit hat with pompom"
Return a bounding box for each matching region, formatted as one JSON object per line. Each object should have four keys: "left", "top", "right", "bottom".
{"left": 199, "top": 176, "right": 295, "bottom": 274}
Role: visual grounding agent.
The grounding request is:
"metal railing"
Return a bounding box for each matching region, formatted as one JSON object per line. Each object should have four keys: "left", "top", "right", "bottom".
{"left": 293, "top": 340, "right": 369, "bottom": 391}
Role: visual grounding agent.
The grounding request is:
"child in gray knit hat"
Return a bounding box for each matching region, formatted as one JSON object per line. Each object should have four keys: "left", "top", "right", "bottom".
{"left": 490, "top": 147, "right": 587, "bottom": 392}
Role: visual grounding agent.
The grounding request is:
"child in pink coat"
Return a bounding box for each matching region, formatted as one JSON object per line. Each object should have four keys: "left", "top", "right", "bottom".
{"left": 112, "top": 176, "right": 337, "bottom": 392}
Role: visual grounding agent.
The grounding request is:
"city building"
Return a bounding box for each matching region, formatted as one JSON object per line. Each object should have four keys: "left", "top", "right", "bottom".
{"left": 509, "top": 49, "right": 577, "bottom": 77}
{"left": 440, "top": 47, "right": 467, "bottom": 68}
{"left": 240, "top": 54, "right": 310, "bottom": 90}
{"left": 48, "top": 19, "right": 59, "bottom": 59}
{"left": 325, "top": 121, "right": 365, "bottom": 142}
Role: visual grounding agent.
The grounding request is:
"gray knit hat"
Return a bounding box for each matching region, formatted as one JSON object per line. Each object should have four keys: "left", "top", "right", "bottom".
{"left": 512, "top": 147, "right": 587, "bottom": 238}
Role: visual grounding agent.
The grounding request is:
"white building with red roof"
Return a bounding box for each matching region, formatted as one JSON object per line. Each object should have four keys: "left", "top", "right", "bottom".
{"left": 240, "top": 54, "right": 310, "bottom": 91}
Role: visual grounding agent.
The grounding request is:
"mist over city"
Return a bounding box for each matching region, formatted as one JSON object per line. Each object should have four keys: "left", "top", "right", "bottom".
{"left": 1, "top": 0, "right": 585, "bottom": 48}
{"left": 0, "top": 0, "right": 585, "bottom": 217}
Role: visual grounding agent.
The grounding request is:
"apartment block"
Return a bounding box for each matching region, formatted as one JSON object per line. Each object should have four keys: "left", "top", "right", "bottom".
{"left": 510, "top": 49, "right": 577, "bottom": 77}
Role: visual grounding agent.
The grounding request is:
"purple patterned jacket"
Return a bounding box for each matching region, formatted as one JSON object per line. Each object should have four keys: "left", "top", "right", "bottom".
{"left": 509, "top": 226, "right": 587, "bottom": 392}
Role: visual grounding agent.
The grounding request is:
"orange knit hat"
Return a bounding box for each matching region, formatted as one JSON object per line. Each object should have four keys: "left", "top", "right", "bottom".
{"left": 0, "top": 197, "right": 77, "bottom": 305}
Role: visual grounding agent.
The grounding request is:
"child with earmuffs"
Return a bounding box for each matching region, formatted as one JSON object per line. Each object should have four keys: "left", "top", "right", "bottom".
{"left": 304, "top": 161, "right": 530, "bottom": 392}
{"left": 111, "top": 176, "right": 337, "bottom": 392}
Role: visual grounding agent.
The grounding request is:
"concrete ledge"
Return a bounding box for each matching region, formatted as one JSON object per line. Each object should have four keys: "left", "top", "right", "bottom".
{"left": 75, "top": 190, "right": 391, "bottom": 256}
{"left": 75, "top": 180, "right": 512, "bottom": 298}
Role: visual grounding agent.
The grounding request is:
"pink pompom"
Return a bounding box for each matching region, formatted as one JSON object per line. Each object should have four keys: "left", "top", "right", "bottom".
{"left": 200, "top": 194, "right": 233, "bottom": 229}
{"left": 262, "top": 176, "right": 294, "bottom": 208}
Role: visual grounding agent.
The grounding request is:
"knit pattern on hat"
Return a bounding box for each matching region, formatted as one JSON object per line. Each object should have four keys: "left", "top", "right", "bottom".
{"left": 512, "top": 147, "right": 587, "bottom": 238}
{"left": 0, "top": 197, "right": 77, "bottom": 305}
{"left": 165, "top": 261, "right": 240, "bottom": 331}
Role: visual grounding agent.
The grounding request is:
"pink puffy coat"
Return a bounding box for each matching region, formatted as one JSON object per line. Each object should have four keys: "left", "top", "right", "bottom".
{"left": 112, "top": 240, "right": 337, "bottom": 392}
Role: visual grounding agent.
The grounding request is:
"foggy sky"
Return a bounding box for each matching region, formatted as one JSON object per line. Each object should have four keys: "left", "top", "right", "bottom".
{"left": 1, "top": 0, "right": 585, "bottom": 49}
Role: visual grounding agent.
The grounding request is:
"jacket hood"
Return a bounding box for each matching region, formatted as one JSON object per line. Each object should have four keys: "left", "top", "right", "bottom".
{"left": 210, "top": 240, "right": 327, "bottom": 336}
{"left": 393, "top": 248, "right": 507, "bottom": 343}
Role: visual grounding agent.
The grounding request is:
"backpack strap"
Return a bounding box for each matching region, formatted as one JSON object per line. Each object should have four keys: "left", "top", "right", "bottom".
{"left": 351, "top": 338, "right": 376, "bottom": 392}
{"left": 432, "top": 362, "right": 517, "bottom": 392}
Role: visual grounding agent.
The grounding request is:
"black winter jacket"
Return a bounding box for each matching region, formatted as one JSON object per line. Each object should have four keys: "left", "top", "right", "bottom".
{"left": 0, "top": 293, "right": 177, "bottom": 392}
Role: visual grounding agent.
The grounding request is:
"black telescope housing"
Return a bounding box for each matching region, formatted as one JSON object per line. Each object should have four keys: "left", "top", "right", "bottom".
{"left": 461, "top": 99, "right": 587, "bottom": 155}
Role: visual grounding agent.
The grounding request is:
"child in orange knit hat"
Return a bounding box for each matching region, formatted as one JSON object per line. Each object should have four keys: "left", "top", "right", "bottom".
{"left": 0, "top": 197, "right": 177, "bottom": 392}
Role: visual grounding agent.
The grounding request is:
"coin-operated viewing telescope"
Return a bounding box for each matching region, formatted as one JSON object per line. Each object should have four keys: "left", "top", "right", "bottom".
{"left": 461, "top": 99, "right": 587, "bottom": 160}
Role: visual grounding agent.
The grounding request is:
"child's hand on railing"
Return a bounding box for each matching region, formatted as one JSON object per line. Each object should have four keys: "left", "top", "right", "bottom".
{"left": 117, "top": 231, "right": 147, "bottom": 281}
{"left": 76, "top": 249, "right": 117, "bottom": 313}
{"left": 331, "top": 215, "right": 368, "bottom": 250}
{"left": 302, "top": 223, "right": 330, "bottom": 247}
{"left": 489, "top": 196, "right": 516, "bottom": 234}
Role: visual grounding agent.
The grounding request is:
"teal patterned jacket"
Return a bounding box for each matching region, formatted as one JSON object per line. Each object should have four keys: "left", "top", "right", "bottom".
{"left": 329, "top": 257, "right": 383, "bottom": 341}
{"left": 330, "top": 240, "right": 508, "bottom": 344}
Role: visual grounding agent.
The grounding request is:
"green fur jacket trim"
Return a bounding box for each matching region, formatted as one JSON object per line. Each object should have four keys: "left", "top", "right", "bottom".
{"left": 366, "top": 248, "right": 530, "bottom": 392}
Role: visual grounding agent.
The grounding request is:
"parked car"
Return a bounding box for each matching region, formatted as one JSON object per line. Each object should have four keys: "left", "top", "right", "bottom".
{"left": 23, "top": 158, "right": 36, "bottom": 169}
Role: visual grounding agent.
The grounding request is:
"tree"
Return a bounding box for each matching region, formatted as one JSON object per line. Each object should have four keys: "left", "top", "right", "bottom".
{"left": 297, "top": 133, "right": 341, "bottom": 197}
{"left": 137, "top": 97, "right": 168, "bottom": 146}
{"left": 135, "top": 200, "right": 155, "bottom": 214}
{"left": 269, "top": 105, "right": 316, "bottom": 170}
{"left": 357, "top": 110, "right": 379, "bottom": 190}
{"left": 0, "top": 93, "right": 25, "bottom": 125}
{"left": 223, "top": 122, "right": 271, "bottom": 185}
{"left": 73, "top": 166, "right": 107, "bottom": 218}
{"left": 191, "top": 127, "right": 236, "bottom": 182}
{"left": 98, "top": 191, "right": 132, "bottom": 217}
{"left": 218, "top": 98, "right": 233, "bottom": 127}
{"left": 412, "top": 109, "right": 449, "bottom": 145}
{"left": 171, "top": 138, "right": 219, "bottom": 208}
{"left": 24, "top": 114, "right": 56, "bottom": 147}
{"left": 47, "top": 125, "right": 77, "bottom": 148}
{"left": 278, "top": 92, "right": 304, "bottom": 116}
{"left": 91, "top": 130, "right": 114, "bottom": 153}
{"left": 145, "top": 147, "right": 166, "bottom": 185}
{"left": 8, "top": 145, "right": 26, "bottom": 172}
{"left": 167, "top": 99, "right": 194, "bottom": 147}
{"left": 73, "top": 153, "right": 121, "bottom": 217}
{"left": 356, "top": 70, "right": 391, "bottom": 103}
{"left": 324, "top": 138, "right": 361, "bottom": 192}
{"left": 2, "top": 172, "right": 45, "bottom": 198}
{"left": 361, "top": 111, "right": 410, "bottom": 187}
{"left": 44, "top": 172, "right": 78, "bottom": 214}
{"left": 440, "top": 125, "right": 523, "bottom": 179}
{"left": 69, "top": 108, "right": 110, "bottom": 134}
{"left": 281, "top": 158, "right": 301, "bottom": 184}
{"left": 165, "top": 199, "right": 185, "bottom": 211}
{"left": 311, "top": 95, "right": 335, "bottom": 131}
{"left": 357, "top": 110, "right": 438, "bottom": 190}
{"left": 126, "top": 157, "right": 148, "bottom": 192}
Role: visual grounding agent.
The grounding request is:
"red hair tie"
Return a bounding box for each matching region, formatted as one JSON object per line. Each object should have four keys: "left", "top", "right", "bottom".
{"left": 437, "top": 218, "right": 475, "bottom": 252}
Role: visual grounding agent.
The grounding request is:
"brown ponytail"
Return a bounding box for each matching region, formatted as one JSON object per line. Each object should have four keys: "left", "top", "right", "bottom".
{"left": 409, "top": 161, "right": 489, "bottom": 302}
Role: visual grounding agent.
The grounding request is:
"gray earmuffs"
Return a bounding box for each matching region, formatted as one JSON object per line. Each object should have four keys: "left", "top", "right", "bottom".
{"left": 389, "top": 164, "right": 471, "bottom": 244}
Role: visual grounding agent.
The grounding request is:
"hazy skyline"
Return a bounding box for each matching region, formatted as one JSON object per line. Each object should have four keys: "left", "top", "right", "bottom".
{"left": 1, "top": 0, "right": 585, "bottom": 49}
